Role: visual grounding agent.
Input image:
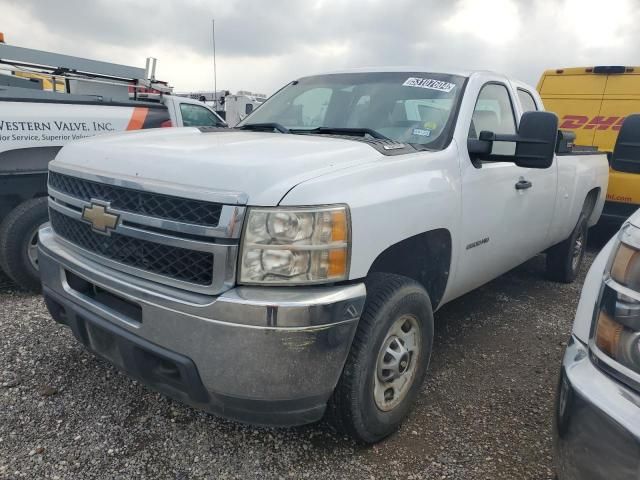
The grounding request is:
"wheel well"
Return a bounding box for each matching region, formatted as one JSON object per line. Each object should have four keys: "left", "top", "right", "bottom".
{"left": 582, "top": 187, "right": 600, "bottom": 224}
{"left": 367, "top": 229, "right": 451, "bottom": 309}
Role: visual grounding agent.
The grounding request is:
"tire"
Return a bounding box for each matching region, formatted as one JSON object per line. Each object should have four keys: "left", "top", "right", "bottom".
{"left": 0, "top": 197, "right": 49, "bottom": 292}
{"left": 327, "top": 273, "right": 434, "bottom": 443}
{"left": 546, "top": 213, "right": 588, "bottom": 283}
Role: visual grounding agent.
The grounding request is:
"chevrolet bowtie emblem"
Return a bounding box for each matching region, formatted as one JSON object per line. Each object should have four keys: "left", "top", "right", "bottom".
{"left": 81, "top": 201, "right": 119, "bottom": 235}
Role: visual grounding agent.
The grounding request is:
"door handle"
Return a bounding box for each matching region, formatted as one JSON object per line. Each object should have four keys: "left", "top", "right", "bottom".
{"left": 515, "top": 179, "right": 533, "bottom": 190}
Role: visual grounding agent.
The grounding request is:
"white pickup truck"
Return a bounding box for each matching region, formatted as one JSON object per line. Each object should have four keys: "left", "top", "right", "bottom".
{"left": 39, "top": 68, "right": 611, "bottom": 443}
{"left": 0, "top": 89, "right": 226, "bottom": 291}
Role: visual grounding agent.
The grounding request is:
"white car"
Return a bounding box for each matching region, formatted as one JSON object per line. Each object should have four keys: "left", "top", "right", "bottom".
{"left": 554, "top": 203, "right": 640, "bottom": 479}
{"left": 38, "top": 68, "right": 611, "bottom": 443}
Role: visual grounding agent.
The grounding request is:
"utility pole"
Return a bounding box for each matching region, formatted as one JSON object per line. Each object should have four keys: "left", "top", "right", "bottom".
{"left": 212, "top": 19, "right": 217, "bottom": 111}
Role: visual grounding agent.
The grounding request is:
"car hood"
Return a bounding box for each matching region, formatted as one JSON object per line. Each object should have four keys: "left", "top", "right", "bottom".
{"left": 50, "top": 128, "right": 385, "bottom": 205}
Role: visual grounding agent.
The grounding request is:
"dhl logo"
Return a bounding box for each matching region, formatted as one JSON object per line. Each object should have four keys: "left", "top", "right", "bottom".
{"left": 559, "top": 115, "right": 625, "bottom": 131}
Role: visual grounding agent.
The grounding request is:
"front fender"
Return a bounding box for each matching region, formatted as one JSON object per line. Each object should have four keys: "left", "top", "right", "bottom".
{"left": 279, "top": 146, "right": 462, "bottom": 284}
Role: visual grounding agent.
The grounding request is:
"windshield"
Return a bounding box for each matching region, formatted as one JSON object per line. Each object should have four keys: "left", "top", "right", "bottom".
{"left": 238, "top": 72, "right": 466, "bottom": 149}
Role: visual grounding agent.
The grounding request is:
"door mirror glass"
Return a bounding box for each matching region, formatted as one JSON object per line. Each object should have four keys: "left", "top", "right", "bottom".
{"left": 513, "top": 111, "right": 558, "bottom": 168}
{"left": 612, "top": 114, "right": 640, "bottom": 174}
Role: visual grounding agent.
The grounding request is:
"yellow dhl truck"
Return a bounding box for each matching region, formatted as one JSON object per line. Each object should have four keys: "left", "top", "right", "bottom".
{"left": 538, "top": 66, "right": 640, "bottom": 224}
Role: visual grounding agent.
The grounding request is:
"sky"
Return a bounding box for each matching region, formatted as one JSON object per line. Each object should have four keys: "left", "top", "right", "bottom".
{"left": 2, "top": 0, "right": 639, "bottom": 95}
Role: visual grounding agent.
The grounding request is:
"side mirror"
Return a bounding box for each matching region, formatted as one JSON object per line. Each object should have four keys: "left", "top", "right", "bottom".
{"left": 612, "top": 114, "right": 640, "bottom": 174}
{"left": 467, "top": 137, "right": 492, "bottom": 156}
{"left": 513, "top": 111, "right": 558, "bottom": 168}
{"left": 467, "top": 111, "right": 558, "bottom": 168}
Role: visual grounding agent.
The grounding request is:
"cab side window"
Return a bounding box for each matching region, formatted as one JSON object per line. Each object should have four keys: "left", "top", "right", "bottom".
{"left": 469, "top": 84, "right": 517, "bottom": 156}
{"left": 180, "top": 104, "right": 224, "bottom": 127}
{"left": 517, "top": 89, "right": 538, "bottom": 113}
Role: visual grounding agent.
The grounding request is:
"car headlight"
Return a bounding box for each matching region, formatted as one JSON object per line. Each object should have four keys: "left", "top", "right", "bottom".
{"left": 238, "top": 205, "right": 350, "bottom": 285}
{"left": 591, "top": 222, "right": 640, "bottom": 380}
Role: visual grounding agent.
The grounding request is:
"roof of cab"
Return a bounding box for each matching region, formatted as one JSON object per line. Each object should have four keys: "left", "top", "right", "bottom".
{"left": 295, "top": 67, "right": 538, "bottom": 93}
{"left": 299, "top": 66, "right": 488, "bottom": 79}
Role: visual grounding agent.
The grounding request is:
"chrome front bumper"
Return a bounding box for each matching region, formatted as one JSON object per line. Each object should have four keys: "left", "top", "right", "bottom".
{"left": 554, "top": 337, "right": 640, "bottom": 480}
{"left": 38, "top": 227, "right": 366, "bottom": 426}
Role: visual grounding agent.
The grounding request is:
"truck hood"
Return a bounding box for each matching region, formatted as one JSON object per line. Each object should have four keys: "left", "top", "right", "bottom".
{"left": 50, "top": 128, "right": 385, "bottom": 205}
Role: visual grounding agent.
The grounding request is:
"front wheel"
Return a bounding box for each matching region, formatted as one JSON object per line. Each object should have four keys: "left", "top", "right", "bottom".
{"left": 327, "top": 273, "right": 434, "bottom": 443}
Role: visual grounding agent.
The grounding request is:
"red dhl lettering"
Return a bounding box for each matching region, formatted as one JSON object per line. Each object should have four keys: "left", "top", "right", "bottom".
{"left": 606, "top": 193, "right": 633, "bottom": 203}
{"left": 559, "top": 115, "right": 625, "bottom": 131}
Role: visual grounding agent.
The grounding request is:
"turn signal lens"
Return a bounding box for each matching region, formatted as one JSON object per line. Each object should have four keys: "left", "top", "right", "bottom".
{"left": 595, "top": 311, "right": 623, "bottom": 357}
{"left": 328, "top": 248, "right": 347, "bottom": 277}
{"left": 331, "top": 210, "right": 347, "bottom": 242}
{"left": 594, "top": 287, "right": 640, "bottom": 375}
{"left": 611, "top": 229, "right": 640, "bottom": 291}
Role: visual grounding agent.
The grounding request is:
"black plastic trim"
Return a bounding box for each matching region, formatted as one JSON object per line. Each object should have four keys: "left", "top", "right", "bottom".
{"left": 600, "top": 201, "right": 639, "bottom": 224}
{"left": 593, "top": 66, "right": 626, "bottom": 74}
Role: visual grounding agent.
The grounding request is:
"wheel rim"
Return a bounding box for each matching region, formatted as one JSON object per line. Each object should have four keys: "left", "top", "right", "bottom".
{"left": 26, "top": 222, "right": 49, "bottom": 271}
{"left": 373, "top": 314, "right": 421, "bottom": 412}
{"left": 571, "top": 230, "right": 584, "bottom": 272}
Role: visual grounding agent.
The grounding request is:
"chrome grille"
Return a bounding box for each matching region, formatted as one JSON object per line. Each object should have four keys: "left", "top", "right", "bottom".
{"left": 47, "top": 168, "right": 245, "bottom": 295}
{"left": 49, "top": 209, "right": 214, "bottom": 285}
{"left": 49, "top": 171, "right": 223, "bottom": 226}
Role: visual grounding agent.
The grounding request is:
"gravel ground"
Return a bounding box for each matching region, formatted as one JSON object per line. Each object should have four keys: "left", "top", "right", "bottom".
{"left": 0, "top": 227, "right": 617, "bottom": 480}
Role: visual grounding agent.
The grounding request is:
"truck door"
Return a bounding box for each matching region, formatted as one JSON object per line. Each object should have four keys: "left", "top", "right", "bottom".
{"left": 455, "top": 83, "right": 556, "bottom": 294}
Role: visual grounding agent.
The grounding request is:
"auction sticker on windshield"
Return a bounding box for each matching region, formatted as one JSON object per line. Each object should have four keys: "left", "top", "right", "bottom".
{"left": 412, "top": 128, "right": 431, "bottom": 137}
{"left": 402, "top": 77, "right": 456, "bottom": 92}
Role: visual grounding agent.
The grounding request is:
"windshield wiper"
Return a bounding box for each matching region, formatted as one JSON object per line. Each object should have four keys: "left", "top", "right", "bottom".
{"left": 291, "top": 127, "right": 391, "bottom": 141}
{"left": 238, "top": 123, "right": 290, "bottom": 134}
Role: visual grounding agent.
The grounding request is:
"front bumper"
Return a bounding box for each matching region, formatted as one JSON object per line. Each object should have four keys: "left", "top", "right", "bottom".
{"left": 554, "top": 336, "right": 640, "bottom": 480}
{"left": 38, "top": 227, "right": 366, "bottom": 426}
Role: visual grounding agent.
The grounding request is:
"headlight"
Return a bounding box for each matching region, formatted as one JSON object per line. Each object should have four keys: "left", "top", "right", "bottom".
{"left": 592, "top": 222, "right": 640, "bottom": 380}
{"left": 239, "top": 205, "right": 350, "bottom": 285}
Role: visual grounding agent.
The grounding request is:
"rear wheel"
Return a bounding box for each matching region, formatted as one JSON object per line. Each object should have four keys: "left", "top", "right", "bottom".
{"left": 546, "top": 213, "right": 588, "bottom": 283}
{"left": 0, "top": 197, "right": 49, "bottom": 292}
{"left": 328, "top": 273, "right": 433, "bottom": 443}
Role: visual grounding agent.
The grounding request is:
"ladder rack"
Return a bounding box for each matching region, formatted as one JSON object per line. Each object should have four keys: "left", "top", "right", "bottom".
{"left": 0, "top": 43, "right": 171, "bottom": 99}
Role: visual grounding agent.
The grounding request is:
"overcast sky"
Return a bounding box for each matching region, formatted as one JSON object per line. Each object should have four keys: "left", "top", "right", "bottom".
{"left": 2, "top": 0, "right": 638, "bottom": 95}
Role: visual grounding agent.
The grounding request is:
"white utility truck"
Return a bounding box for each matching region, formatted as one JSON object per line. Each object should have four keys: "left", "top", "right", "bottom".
{"left": 39, "top": 69, "right": 613, "bottom": 443}
{"left": 222, "top": 91, "right": 266, "bottom": 126}
{"left": 0, "top": 41, "right": 226, "bottom": 291}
